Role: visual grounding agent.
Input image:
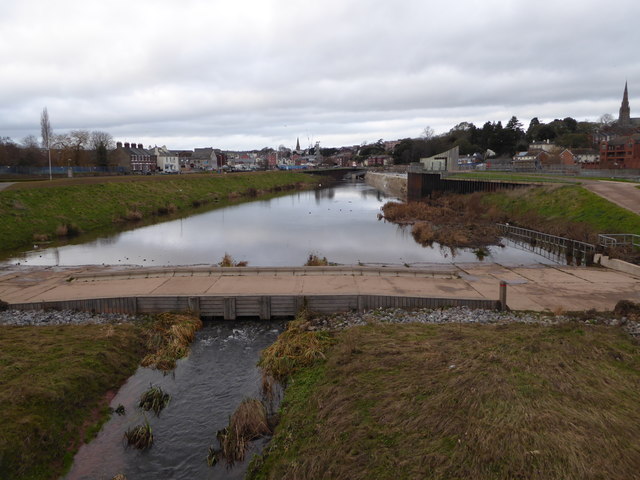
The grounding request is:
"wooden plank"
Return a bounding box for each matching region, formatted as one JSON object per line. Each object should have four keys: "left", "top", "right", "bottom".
{"left": 260, "top": 296, "right": 271, "bottom": 320}
{"left": 224, "top": 297, "right": 236, "bottom": 320}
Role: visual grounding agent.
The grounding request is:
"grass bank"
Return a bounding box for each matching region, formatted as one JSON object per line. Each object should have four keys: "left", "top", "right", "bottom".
{"left": 483, "top": 184, "right": 640, "bottom": 239}
{"left": 447, "top": 172, "right": 576, "bottom": 184}
{"left": 0, "top": 313, "right": 201, "bottom": 480}
{"left": 0, "top": 171, "right": 317, "bottom": 254}
{"left": 249, "top": 321, "right": 640, "bottom": 480}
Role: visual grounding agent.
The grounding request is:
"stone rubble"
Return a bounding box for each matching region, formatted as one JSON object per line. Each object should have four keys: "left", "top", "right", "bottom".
{"left": 0, "top": 309, "right": 134, "bottom": 327}
{"left": 310, "top": 306, "right": 640, "bottom": 338}
{"left": 1, "top": 306, "right": 638, "bottom": 338}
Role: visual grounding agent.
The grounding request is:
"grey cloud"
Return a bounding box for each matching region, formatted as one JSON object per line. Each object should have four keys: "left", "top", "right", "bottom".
{"left": 1, "top": 0, "right": 640, "bottom": 149}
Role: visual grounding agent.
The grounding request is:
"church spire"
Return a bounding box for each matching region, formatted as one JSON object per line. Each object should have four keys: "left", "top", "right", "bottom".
{"left": 295, "top": 137, "right": 301, "bottom": 151}
{"left": 619, "top": 81, "right": 631, "bottom": 126}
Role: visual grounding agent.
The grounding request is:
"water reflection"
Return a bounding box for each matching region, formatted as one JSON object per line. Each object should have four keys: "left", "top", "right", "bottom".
{"left": 3, "top": 183, "right": 559, "bottom": 267}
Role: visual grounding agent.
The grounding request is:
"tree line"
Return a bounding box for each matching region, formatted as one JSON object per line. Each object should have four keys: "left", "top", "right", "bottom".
{"left": 392, "top": 116, "right": 600, "bottom": 164}
{"left": 0, "top": 129, "right": 114, "bottom": 168}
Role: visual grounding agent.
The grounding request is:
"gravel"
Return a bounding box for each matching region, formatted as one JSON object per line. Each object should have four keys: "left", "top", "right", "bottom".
{"left": 309, "top": 306, "right": 640, "bottom": 338}
{"left": 1, "top": 306, "right": 638, "bottom": 338}
{"left": 0, "top": 309, "right": 135, "bottom": 326}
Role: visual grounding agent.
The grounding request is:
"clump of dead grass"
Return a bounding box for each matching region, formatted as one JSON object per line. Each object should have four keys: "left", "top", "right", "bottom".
{"left": 210, "top": 398, "right": 272, "bottom": 465}
{"left": 258, "top": 308, "right": 334, "bottom": 383}
{"left": 124, "top": 419, "right": 153, "bottom": 449}
{"left": 123, "top": 209, "right": 143, "bottom": 221}
{"left": 381, "top": 194, "right": 502, "bottom": 249}
{"left": 141, "top": 313, "right": 203, "bottom": 371}
{"left": 304, "top": 253, "right": 330, "bottom": 266}
{"left": 138, "top": 385, "right": 171, "bottom": 416}
{"left": 218, "top": 252, "right": 248, "bottom": 267}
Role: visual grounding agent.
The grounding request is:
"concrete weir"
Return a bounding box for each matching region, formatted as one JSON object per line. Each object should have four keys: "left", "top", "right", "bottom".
{"left": 2, "top": 263, "right": 640, "bottom": 315}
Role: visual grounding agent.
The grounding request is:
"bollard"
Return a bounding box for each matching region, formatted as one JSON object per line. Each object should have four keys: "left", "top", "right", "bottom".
{"left": 499, "top": 281, "right": 508, "bottom": 311}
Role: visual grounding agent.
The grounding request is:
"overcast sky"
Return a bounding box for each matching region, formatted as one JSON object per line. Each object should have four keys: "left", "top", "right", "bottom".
{"left": 1, "top": 0, "right": 639, "bottom": 151}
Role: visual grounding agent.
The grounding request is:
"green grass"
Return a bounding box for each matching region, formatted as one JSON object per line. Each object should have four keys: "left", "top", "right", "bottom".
{"left": 0, "top": 171, "right": 317, "bottom": 254}
{"left": 248, "top": 321, "right": 640, "bottom": 480}
{"left": 447, "top": 172, "right": 576, "bottom": 184}
{"left": 0, "top": 323, "right": 146, "bottom": 480}
{"left": 483, "top": 184, "right": 640, "bottom": 237}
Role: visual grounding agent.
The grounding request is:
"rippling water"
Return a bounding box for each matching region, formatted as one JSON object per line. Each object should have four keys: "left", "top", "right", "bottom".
{"left": 64, "top": 322, "right": 283, "bottom": 480}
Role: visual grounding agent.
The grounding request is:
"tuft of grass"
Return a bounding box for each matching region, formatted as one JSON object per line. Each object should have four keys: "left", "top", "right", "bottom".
{"left": 124, "top": 419, "right": 154, "bottom": 450}
{"left": 141, "top": 313, "right": 203, "bottom": 371}
{"left": 304, "top": 253, "right": 329, "bottom": 266}
{"left": 138, "top": 385, "right": 171, "bottom": 416}
{"left": 249, "top": 321, "right": 640, "bottom": 480}
{"left": 218, "top": 252, "right": 248, "bottom": 267}
{"left": 213, "top": 398, "right": 272, "bottom": 465}
{"left": 258, "top": 309, "right": 334, "bottom": 383}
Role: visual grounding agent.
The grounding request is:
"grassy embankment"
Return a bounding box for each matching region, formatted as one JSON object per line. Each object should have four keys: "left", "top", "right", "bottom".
{"left": 0, "top": 313, "right": 202, "bottom": 480}
{"left": 482, "top": 184, "right": 640, "bottom": 238}
{"left": 382, "top": 184, "right": 640, "bottom": 251}
{"left": 249, "top": 319, "right": 640, "bottom": 480}
{"left": 0, "top": 171, "right": 317, "bottom": 254}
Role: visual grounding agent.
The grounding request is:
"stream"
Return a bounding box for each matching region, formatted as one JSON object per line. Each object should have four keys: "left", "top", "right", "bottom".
{"left": 64, "top": 321, "right": 282, "bottom": 480}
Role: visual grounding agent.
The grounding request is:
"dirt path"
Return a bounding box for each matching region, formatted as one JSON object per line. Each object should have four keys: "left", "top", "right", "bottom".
{"left": 0, "top": 182, "right": 15, "bottom": 191}
{"left": 582, "top": 180, "right": 640, "bottom": 216}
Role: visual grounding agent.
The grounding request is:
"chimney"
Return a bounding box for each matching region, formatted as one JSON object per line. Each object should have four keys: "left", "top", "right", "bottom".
{"left": 116, "top": 141, "right": 122, "bottom": 148}
{"left": 138, "top": 143, "right": 143, "bottom": 149}
{"left": 124, "top": 142, "right": 130, "bottom": 148}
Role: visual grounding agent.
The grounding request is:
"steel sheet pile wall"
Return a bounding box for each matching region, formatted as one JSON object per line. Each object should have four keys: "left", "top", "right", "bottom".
{"left": 408, "top": 172, "right": 530, "bottom": 200}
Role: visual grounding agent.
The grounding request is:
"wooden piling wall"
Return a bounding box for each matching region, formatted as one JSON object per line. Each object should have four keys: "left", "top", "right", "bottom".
{"left": 9, "top": 294, "right": 500, "bottom": 319}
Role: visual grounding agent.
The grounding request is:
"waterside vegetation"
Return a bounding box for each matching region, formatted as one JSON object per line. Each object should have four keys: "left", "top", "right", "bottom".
{"left": 0, "top": 312, "right": 202, "bottom": 480}
{"left": 248, "top": 319, "right": 640, "bottom": 480}
{"left": 0, "top": 171, "right": 318, "bottom": 254}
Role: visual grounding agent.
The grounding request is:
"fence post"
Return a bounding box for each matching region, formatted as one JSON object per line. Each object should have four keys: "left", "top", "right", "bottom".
{"left": 499, "top": 281, "right": 508, "bottom": 311}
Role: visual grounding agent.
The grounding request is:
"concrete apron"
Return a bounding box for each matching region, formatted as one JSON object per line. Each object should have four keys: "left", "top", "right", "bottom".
{"left": 1, "top": 263, "right": 639, "bottom": 313}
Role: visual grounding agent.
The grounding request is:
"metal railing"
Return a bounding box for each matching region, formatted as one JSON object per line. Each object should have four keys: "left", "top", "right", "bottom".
{"left": 598, "top": 234, "right": 640, "bottom": 248}
{"left": 497, "top": 224, "right": 596, "bottom": 266}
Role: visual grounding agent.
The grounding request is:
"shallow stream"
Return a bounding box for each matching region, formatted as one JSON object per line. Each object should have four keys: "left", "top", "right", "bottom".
{"left": 64, "top": 321, "right": 282, "bottom": 480}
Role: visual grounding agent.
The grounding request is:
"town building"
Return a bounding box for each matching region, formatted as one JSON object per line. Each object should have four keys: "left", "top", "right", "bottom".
{"left": 150, "top": 146, "right": 179, "bottom": 172}
{"left": 112, "top": 142, "right": 155, "bottom": 173}
{"left": 559, "top": 148, "right": 598, "bottom": 166}
{"left": 599, "top": 133, "right": 640, "bottom": 169}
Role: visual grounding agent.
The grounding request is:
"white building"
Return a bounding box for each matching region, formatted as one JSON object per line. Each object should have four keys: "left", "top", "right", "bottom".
{"left": 152, "top": 146, "right": 180, "bottom": 172}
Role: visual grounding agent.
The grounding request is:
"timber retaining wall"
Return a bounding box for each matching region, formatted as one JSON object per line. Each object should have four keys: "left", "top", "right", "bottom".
{"left": 9, "top": 294, "right": 501, "bottom": 319}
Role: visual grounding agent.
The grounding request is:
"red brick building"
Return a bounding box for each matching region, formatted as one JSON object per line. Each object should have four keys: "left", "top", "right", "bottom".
{"left": 599, "top": 134, "right": 640, "bottom": 169}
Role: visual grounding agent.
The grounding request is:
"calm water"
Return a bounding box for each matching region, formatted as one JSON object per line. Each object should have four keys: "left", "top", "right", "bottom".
{"left": 65, "top": 322, "right": 282, "bottom": 480}
{"left": 5, "top": 182, "right": 556, "bottom": 267}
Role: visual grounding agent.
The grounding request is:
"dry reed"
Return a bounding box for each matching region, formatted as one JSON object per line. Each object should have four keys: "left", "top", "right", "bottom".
{"left": 215, "top": 398, "right": 271, "bottom": 464}
{"left": 138, "top": 385, "right": 171, "bottom": 416}
{"left": 124, "top": 419, "right": 153, "bottom": 450}
{"left": 141, "top": 313, "right": 203, "bottom": 371}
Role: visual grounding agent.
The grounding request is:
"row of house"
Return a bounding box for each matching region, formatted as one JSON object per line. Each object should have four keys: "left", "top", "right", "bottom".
{"left": 112, "top": 142, "right": 227, "bottom": 173}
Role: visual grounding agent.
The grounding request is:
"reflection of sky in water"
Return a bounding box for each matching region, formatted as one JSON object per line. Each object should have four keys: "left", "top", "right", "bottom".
{"left": 5, "top": 183, "right": 557, "bottom": 267}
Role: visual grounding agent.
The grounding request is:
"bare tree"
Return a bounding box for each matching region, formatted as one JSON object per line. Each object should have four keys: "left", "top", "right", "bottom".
{"left": 40, "top": 107, "right": 53, "bottom": 179}
{"left": 90, "top": 131, "right": 114, "bottom": 150}
{"left": 21, "top": 135, "right": 40, "bottom": 148}
{"left": 598, "top": 113, "right": 615, "bottom": 127}
{"left": 421, "top": 125, "right": 435, "bottom": 140}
